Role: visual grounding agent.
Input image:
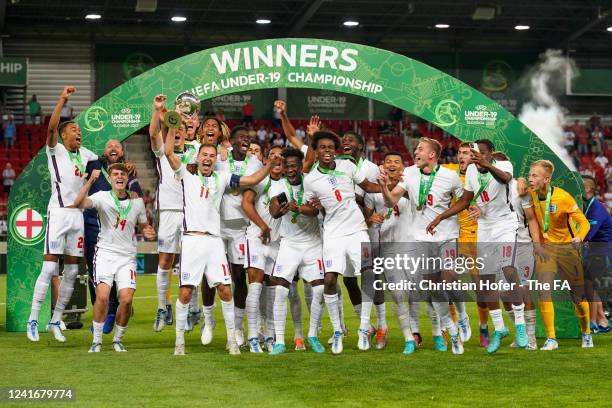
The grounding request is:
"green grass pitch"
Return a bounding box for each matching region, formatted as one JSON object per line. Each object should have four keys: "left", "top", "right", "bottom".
{"left": 0, "top": 274, "right": 609, "bottom": 407}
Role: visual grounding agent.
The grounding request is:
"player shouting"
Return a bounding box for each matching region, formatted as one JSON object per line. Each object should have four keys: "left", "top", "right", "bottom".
{"left": 27, "top": 86, "right": 99, "bottom": 343}
{"left": 74, "top": 164, "right": 155, "bottom": 352}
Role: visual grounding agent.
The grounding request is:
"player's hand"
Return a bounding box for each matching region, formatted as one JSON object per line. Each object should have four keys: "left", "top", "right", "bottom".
{"left": 218, "top": 145, "right": 229, "bottom": 161}
{"left": 307, "top": 115, "right": 321, "bottom": 136}
{"left": 369, "top": 213, "right": 385, "bottom": 225}
{"left": 307, "top": 197, "right": 322, "bottom": 211}
{"left": 274, "top": 100, "right": 286, "bottom": 115}
{"left": 130, "top": 191, "right": 139, "bottom": 199}
{"left": 426, "top": 216, "right": 441, "bottom": 235}
{"left": 278, "top": 201, "right": 291, "bottom": 216}
{"left": 142, "top": 224, "right": 157, "bottom": 241}
{"left": 470, "top": 149, "right": 489, "bottom": 168}
{"left": 533, "top": 242, "right": 550, "bottom": 262}
{"left": 571, "top": 236, "right": 582, "bottom": 246}
{"left": 287, "top": 200, "right": 299, "bottom": 213}
{"left": 259, "top": 225, "right": 271, "bottom": 245}
{"left": 61, "top": 86, "right": 76, "bottom": 99}
{"left": 468, "top": 204, "right": 481, "bottom": 220}
{"left": 516, "top": 177, "right": 529, "bottom": 197}
{"left": 125, "top": 161, "right": 137, "bottom": 176}
{"left": 89, "top": 169, "right": 101, "bottom": 183}
{"left": 153, "top": 94, "right": 167, "bottom": 111}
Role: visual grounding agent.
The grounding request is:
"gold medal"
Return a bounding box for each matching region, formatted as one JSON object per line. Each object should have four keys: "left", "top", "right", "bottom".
{"left": 543, "top": 232, "right": 548, "bottom": 239}
{"left": 416, "top": 205, "right": 423, "bottom": 211}
{"left": 231, "top": 189, "right": 240, "bottom": 196}
{"left": 385, "top": 213, "right": 391, "bottom": 219}
{"left": 291, "top": 217, "right": 298, "bottom": 224}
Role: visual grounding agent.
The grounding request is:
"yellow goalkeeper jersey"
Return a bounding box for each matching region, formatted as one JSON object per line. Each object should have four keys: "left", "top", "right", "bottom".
{"left": 443, "top": 163, "right": 477, "bottom": 240}
{"left": 530, "top": 186, "right": 590, "bottom": 243}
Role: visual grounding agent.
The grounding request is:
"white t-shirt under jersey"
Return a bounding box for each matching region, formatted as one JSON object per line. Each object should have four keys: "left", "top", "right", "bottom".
{"left": 175, "top": 165, "right": 232, "bottom": 236}
{"left": 245, "top": 176, "right": 283, "bottom": 243}
{"left": 215, "top": 154, "right": 262, "bottom": 223}
{"left": 465, "top": 161, "right": 517, "bottom": 228}
{"left": 303, "top": 159, "right": 366, "bottom": 239}
{"left": 355, "top": 158, "right": 380, "bottom": 198}
{"left": 270, "top": 178, "right": 321, "bottom": 244}
{"left": 510, "top": 179, "right": 533, "bottom": 243}
{"left": 153, "top": 144, "right": 198, "bottom": 211}
{"left": 400, "top": 164, "right": 463, "bottom": 242}
{"left": 89, "top": 191, "right": 147, "bottom": 256}
{"left": 365, "top": 192, "right": 412, "bottom": 242}
{"left": 47, "top": 143, "right": 98, "bottom": 208}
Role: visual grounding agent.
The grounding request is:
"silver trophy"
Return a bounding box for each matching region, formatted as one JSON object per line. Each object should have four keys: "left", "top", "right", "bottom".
{"left": 164, "top": 92, "right": 200, "bottom": 129}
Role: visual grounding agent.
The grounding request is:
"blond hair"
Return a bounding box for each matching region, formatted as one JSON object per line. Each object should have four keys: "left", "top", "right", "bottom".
{"left": 418, "top": 137, "right": 442, "bottom": 158}
{"left": 531, "top": 159, "right": 554, "bottom": 176}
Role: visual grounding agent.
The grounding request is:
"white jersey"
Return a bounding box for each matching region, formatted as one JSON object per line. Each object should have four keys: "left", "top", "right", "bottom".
{"left": 401, "top": 165, "right": 462, "bottom": 242}
{"left": 465, "top": 161, "right": 517, "bottom": 228}
{"left": 365, "top": 192, "right": 411, "bottom": 242}
{"left": 245, "top": 176, "right": 283, "bottom": 243}
{"left": 510, "top": 179, "right": 533, "bottom": 243}
{"left": 215, "top": 153, "right": 262, "bottom": 223}
{"left": 355, "top": 158, "right": 380, "bottom": 198}
{"left": 270, "top": 178, "right": 321, "bottom": 244}
{"left": 46, "top": 143, "right": 98, "bottom": 208}
{"left": 303, "top": 159, "right": 366, "bottom": 239}
{"left": 176, "top": 165, "right": 232, "bottom": 236}
{"left": 88, "top": 191, "right": 147, "bottom": 256}
{"left": 153, "top": 144, "right": 198, "bottom": 211}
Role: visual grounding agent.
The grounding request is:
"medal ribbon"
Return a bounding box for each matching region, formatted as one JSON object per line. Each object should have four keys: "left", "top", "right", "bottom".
{"left": 229, "top": 152, "right": 250, "bottom": 176}
{"left": 68, "top": 149, "right": 85, "bottom": 176}
{"left": 418, "top": 165, "right": 438, "bottom": 209}
{"left": 284, "top": 176, "right": 304, "bottom": 223}
{"left": 534, "top": 187, "right": 552, "bottom": 236}
{"left": 111, "top": 191, "right": 133, "bottom": 222}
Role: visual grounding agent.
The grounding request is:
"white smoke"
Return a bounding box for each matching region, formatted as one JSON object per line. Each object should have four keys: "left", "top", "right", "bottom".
{"left": 518, "top": 49, "right": 578, "bottom": 171}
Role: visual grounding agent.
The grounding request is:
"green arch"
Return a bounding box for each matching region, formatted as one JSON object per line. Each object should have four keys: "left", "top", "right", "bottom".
{"left": 5, "top": 38, "right": 581, "bottom": 331}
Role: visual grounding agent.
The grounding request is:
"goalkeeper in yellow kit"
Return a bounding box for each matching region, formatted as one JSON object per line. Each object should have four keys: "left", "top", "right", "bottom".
{"left": 526, "top": 160, "right": 593, "bottom": 350}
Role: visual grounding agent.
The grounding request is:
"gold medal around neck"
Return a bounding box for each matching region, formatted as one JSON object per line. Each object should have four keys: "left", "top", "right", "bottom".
{"left": 231, "top": 189, "right": 240, "bottom": 196}
{"left": 385, "top": 213, "right": 391, "bottom": 219}
{"left": 416, "top": 205, "right": 423, "bottom": 211}
{"left": 291, "top": 218, "right": 298, "bottom": 224}
{"left": 543, "top": 232, "right": 548, "bottom": 239}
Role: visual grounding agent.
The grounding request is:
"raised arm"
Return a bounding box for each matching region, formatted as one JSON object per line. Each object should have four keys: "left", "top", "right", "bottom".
{"left": 47, "top": 86, "right": 75, "bottom": 148}
{"left": 149, "top": 94, "right": 166, "bottom": 151}
{"left": 164, "top": 128, "right": 181, "bottom": 171}
{"left": 378, "top": 171, "right": 405, "bottom": 207}
{"left": 472, "top": 150, "right": 512, "bottom": 184}
{"left": 74, "top": 170, "right": 101, "bottom": 209}
{"left": 275, "top": 100, "right": 302, "bottom": 149}
{"left": 240, "top": 159, "right": 280, "bottom": 187}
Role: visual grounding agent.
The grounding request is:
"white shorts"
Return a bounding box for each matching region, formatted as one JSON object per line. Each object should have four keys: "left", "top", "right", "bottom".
{"left": 221, "top": 225, "right": 246, "bottom": 265}
{"left": 179, "top": 234, "right": 232, "bottom": 288}
{"left": 323, "top": 230, "right": 371, "bottom": 277}
{"left": 245, "top": 238, "right": 279, "bottom": 275}
{"left": 44, "top": 208, "right": 84, "bottom": 257}
{"left": 514, "top": 242, "right": 535, "bottom": 285}
{"left": 403, "top": 240, "right": 458, "bottom": 278}
{"left": 158, "top": 210, "right": 183, "bottom": 254}
{"left": 477, "top": 225, "right": 517, "bottom": 277}
{"left": 93, "top": 247, "right": 137, "bottom": 291}
{"left": 273, "top": 240, "right": 324, "bottom": 283}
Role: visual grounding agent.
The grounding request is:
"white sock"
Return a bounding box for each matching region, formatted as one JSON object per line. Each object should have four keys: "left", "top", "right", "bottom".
{"left": 51, "top": 264, "right": 79, "bottom": 322}
{"left": 234, "top": 307, "right": 245, "bottom": 331}
{"left": 453, "top": 301, "right": 468, "bottom": 320}
{"left": 409, "top": 300, "right": 421, "bottom": 333}
{"left": 425, "top": 301, "right": 441, "bottom": 336}
{"left": 490, "top": 308, "right": 506, "bottom": 332}
{"left": 393, "top": 302, "right": 413, "bottom": 340}
{"left": 203, "top": 304, "right": 215, "bottom": 326}
{"left": 288, "top": 281, "right": 303, "bottom": 340}
{"left": 92, "top": 321, "right": 104, "bottom": 344}
{"left": 324, "top": 293, "right": 342, "bottom": 333}
{"left": 258, "top": 283, "right": 267, "bottom": 333}
{"left": 273, "top": 286, "right": 290, "bottom": 345}
{"left": 375, "top": 303, "right": 387, "bottom": 329}
{"left": 156, "top": 267, "right": 170, "bottom": 310}
{"left": 525, "top": 309, "right": 536, "bottom": 338}
{"left": 353, "top": 303, "right": 362, "bottom": 318}
{"left": 308, "top": 285, "right": 324, "bottom": 338}
{"left": 221, "top": 299, "right": 236, "bottom": 345}
{"left": 189, "top": 289, "right": 199, "bottom": 313}
{"left": 29, "top": 261, "right": 58, "bottom": 322}
{"left": 506, "top": 310, "right": 515, "bottom": 324}
{"left": 337, "top": 283, "right": 346, "bottom": 329}
{"left": 431, "top": 301, "right": 458, "bottom": 336}
{"left": 175, "top": 299, "right": 189, "bottom": 345}
{"left": 265, "top": 285, "right": 275, "bottom": 339}
{"left": 246, "top": 282, "right": 263, "bottom": 340}
{"left": 113, "top": 325, "right": 126, "bottom": 343}
{"left": 360, "top": 301, "right": 373, "bottom": 331}
{"left": 512, "top": 303, "right": 525, "bottom": 325}
{"left": 303, "top": 282, "right": 313, "bottom": 313}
